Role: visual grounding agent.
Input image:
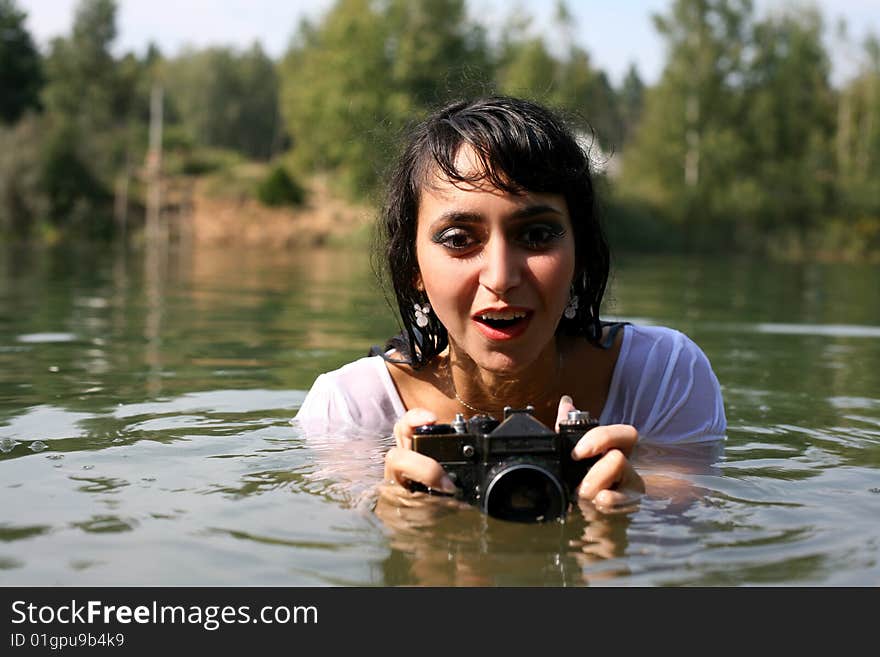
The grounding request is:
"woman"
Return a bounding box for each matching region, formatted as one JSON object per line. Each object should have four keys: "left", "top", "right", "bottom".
{"left": 297, "top": 96, "right": 726, "bottom": 510}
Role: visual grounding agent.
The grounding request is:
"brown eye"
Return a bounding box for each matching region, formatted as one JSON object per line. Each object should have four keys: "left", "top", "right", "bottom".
{"left": 433, "top": 228, "right": 476, "bottom": 251}
{"left": 519, "top": 223, "right": 565, "bottom": 249}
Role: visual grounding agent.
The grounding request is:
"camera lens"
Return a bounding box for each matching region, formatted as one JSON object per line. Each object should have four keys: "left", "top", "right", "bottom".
{"left": 482, "top": 463, "right": 567, "bottom": 523}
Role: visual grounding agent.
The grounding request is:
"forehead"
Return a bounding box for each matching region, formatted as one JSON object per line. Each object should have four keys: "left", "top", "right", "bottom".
{"left": 417, "top": 145, "right": 567, "bottom": 219}
{"left": 417, "top": 144, "right": 491, "bottom": 195}
{"left": 448, "top": 144, "right": 488, "bottom": 178}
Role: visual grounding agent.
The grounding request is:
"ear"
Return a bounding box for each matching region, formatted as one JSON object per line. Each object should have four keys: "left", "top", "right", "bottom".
{"left": 414, "top": 271, "right": 424, "bottom": 292}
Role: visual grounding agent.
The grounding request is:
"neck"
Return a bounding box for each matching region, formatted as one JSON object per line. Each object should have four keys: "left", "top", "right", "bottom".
{"left": 446, "top": 341, "right": 564, "bottom": 420}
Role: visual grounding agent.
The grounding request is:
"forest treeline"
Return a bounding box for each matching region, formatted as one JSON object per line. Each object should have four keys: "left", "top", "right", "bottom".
{"left": 1, "top": 0, "right": 879, "bottom": 258}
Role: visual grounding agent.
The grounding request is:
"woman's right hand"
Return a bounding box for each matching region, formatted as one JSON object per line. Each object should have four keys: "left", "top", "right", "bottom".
{"left": 383, "top": 409, "right": 458, "bottom": 494}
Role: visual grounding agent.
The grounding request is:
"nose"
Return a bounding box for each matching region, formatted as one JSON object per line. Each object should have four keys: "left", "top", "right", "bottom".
{"left": 479, "top": 236, "right": 522, "bottom": 296}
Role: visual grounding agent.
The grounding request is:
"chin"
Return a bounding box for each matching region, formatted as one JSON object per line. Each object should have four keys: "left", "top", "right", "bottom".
{"left": 472, "top": 346, "right": 537, "bottom": 375}
{"left": 451, "top": 330, "right": 548, "bottom": 374}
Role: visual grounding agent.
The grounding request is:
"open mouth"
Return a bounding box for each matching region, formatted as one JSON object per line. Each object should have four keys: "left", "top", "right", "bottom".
{"left": 472, "top": 309, "right": 532, "bottom": 339}
{"left": 477, "top": 316, "right": 525, "bottom": 329}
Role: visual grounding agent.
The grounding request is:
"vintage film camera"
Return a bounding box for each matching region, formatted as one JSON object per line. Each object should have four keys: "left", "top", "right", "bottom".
{"left": 411, "top": 406, "right": 599, "bottom": 523}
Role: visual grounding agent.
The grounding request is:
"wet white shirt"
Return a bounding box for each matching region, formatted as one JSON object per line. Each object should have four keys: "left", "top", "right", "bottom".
{"left": 295, "top": 324, "right": 727, "bottom": 444}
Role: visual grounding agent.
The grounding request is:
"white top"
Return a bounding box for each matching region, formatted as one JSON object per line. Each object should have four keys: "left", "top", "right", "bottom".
{"left": 295, "top": 324, "right": 727, "bottom": 444}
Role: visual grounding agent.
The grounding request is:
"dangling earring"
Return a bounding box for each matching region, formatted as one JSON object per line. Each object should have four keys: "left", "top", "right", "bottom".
{"left": 563, "top": 293, "right": 579, "bottom": 320}
{"left": 414, "top": 302, "right": 432, "bottom": 328}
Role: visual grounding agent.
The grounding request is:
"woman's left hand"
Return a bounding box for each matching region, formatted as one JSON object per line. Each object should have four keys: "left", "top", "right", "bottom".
{"left": 556, "top": 396, "right": 645, "bottom": 510}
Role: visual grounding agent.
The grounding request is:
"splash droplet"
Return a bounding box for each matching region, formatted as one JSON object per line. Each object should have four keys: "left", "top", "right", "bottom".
{"left": 0, "top": 438, "right": 18, "bottom": 453}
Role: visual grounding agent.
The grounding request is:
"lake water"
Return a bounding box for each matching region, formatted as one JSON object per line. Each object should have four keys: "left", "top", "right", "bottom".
{"left": 1, "top": 241, "right": 878, "bottom": 586}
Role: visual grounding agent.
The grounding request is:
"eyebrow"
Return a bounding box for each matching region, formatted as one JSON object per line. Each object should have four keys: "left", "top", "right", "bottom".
{"left": 434, "top": 204, "right": 564, "bottom": 225}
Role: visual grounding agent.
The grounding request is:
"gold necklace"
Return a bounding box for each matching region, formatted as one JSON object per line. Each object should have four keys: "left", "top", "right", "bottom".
{"left": 453, "top": 389, "right": 495, "bottom": 416}
{"left": 445, "top": 356, "right": 496, "bottom": 415}
{"left": 446, "top": 350, "right": 563, "bottom": 417}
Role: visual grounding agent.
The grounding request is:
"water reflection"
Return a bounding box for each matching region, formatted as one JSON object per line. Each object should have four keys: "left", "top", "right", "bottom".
{"left": 375, "top": 492, "right": 620, "bottom": 586}
{"left": 363, "top": 441, "right": 726, "bottom": 586}
{"left": 1, "top": 242, "right": 879, "bottom": 585}
{"left": 371, "top": 478, "right": 745, "bottom": 586}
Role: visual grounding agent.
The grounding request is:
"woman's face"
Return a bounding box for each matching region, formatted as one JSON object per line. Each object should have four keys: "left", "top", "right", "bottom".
{"left": 415, "top": 147, "right": 576, "bottom": 373}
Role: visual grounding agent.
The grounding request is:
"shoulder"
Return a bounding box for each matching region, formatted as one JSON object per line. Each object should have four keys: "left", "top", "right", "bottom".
{"left": 619, "top": 324, "right": 716, "bottom": 376}
{"left": 626, "top": 324, "right": 696, "bottom": 353}
{"left": 295, "top": 355, "right": 404, "bottom": 436}
{"left": 607, "top": 324, "right": 726, "bottom": 444}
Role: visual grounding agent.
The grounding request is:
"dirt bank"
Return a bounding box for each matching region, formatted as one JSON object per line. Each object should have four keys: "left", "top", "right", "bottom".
{"left": 187, "top": 176, "right": 375, "bottom": 249}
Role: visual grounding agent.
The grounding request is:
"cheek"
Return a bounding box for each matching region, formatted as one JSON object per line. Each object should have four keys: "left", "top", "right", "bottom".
{"left": 420, "top": 260, "right": 473, "bottom": 324}
{"left": 532, "top": 251, "right": 575, "bottom": 308}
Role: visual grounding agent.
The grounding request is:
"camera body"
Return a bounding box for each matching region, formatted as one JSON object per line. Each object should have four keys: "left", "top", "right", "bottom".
{"left": 412, "top": 406, "right": 599, "bottom": 523}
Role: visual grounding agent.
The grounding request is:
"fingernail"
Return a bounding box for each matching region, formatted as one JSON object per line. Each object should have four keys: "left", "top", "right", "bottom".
{"left": 560, "top": 395, "right": 573, "bottom": 406}
{"left": 439, "top": 474, "right": 458, "bottom": 494}
{"left": 413, "top": 409, "right": 437, "bottom": 423}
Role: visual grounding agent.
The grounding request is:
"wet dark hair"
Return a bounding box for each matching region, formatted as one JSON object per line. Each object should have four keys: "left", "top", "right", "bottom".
{"left": 373, "top": 95, "right": 610, "bottom": 369}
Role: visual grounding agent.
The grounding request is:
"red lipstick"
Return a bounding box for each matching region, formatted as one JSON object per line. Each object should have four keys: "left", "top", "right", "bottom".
{"left": 471, "top": 307, "right": 533, "bottom": 341}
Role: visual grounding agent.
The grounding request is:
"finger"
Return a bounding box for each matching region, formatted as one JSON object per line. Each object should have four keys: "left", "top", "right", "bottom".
{"left": 576, "top": 449, "right": 638, "bottom": 501}
{"left": 571, "top": 423, "right": 638, "bottom": 460}
{"left": 554, "top": 394, "right": 576, "bottom": 432}
{"left": 393, "top": 409, "right": 437, "bottom": 449}
{"left": 376, "top": 482, "right": 465, "bottom": 515}
{"left": 593, "top": 488, "right": 642, "bottom": 510}
{"left": 384, "top": 447, "right": 457, "bottom": 494}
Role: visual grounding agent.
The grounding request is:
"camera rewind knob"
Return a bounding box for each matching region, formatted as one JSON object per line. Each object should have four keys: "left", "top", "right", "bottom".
{"left": 566, "top": 410, "right": 595, "bottom": 424}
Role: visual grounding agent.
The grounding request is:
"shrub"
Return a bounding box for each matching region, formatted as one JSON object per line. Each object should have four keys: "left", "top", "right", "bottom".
{"left": 256, "top": 165, "right": 305, "bottom": 207}
{"left": 0, "top": 116, "right": 46, "bottom": 238}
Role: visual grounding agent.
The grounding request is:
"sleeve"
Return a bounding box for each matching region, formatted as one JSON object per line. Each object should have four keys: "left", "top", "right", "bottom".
{"left": 292, "top": 358, "right": 401, "bottom": 438}
{"left": 629, "top": 329, "right": 727, "bottom": 444}
{"left": 293, "top": 370, "right": 395, "bottom": 507}
{"left": 294, "top": 373, "right": 356, "bottom": 435}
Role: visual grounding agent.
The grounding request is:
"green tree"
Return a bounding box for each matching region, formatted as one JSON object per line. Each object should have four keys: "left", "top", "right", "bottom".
{"left": 743, "top": 6, "right": 835, "bottom": 248}
{"left": 164, "top": 44, "right": 281, "bottom": 160}
{"left": 39, "top": 0, "right": 133, "bottom": 237}
{"left": 279, "top": 0, "right": 394, "bottom": 196}
{"left": 42, "top": 0, "right": 119, "bottom": 127}
{"left": 494, "top": 5, "right": 621, "bottom": 152}
{"left": 279, "top": 0, "right": 493, "bottom": 198}
{"left": 618, "top": 63, "right": 644, "bottom": 145}
{"left": 835, "top": 31, "right": 880, "bottom": 234}
{"left": 0, "top": 118, "right": 46, "bottom": 237}
{"left": 39, "top": 121, "right": 112, "bottom": 237}
{"left": 556, "top": 47, "right": 622, "bottom": 151}
{"left": 496, "top": 35, "right": 559, "bottom": 101}
{"left": 385, "top": 0, "right": 493, "bottom": 109}
{"left": 830, "top": 32, "right": 880, "bottom": 257}
{"left": 621, "top": 0, "right": 753, "bottom": 247}
{"left": 0, "top": 0, "right": 43, "bottom": 124}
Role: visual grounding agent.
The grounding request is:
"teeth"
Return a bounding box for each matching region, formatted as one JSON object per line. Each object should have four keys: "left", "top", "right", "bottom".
{"left": 478, "top": 310, "right": 527, "bottom": 321}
